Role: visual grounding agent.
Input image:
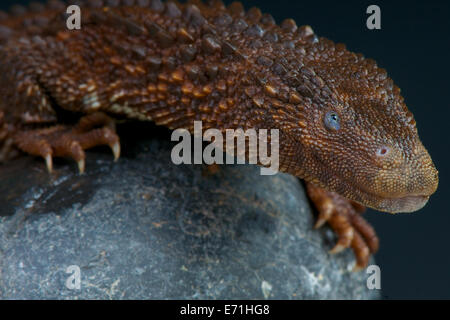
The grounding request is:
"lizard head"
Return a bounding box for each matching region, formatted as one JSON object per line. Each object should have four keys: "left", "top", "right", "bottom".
{"left": 280, "top": 37, "right": 438, "bottom": 213}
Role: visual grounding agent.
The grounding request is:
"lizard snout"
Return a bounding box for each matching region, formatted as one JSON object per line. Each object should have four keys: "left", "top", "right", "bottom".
{"left": 404, "top": 144, "right": 439, "bottom": 198}
{"left": 371, "top": 142, "right": 438, "bottom": 213}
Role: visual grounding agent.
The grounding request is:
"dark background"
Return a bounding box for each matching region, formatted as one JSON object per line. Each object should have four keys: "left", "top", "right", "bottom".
{"left": 1, "top": 0, "right": 449, "bottom": 299}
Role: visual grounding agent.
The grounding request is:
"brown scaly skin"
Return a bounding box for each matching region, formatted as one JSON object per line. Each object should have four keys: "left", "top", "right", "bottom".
{"left": 0, "top": 0, "right": 439, "bottom": 270}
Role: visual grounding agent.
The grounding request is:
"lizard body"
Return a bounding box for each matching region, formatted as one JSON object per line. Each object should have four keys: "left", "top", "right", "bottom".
{"left": 0, "top": 0, "right": 438, "bottom": 269}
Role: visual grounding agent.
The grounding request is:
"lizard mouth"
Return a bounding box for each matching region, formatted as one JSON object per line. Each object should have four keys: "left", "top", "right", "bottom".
{"left": 335, "top": 180, "right": 431, "bottom": 213}
{"left": 323, "top": 166, "right": 435, "bottom": 214}
{"left": 344, "top": 175, "right": 435, "bottom": 213}
{"left": 353, "top": 168, "right": 437, "bottom": 213}
{"left": 334, "top": 180, "right": 430, "bottom": 213}
{"left": 374, "top": 194, "right": 429, "bottom": 213}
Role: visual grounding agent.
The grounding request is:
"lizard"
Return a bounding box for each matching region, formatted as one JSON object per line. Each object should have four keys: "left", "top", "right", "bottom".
{"left": 0, "top": 0, "right": 439, "bottom": 270}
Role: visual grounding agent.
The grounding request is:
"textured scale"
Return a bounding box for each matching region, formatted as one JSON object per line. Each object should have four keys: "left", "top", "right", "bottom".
{"left": 0, "top": 0, "right": 439, "bottom": 270}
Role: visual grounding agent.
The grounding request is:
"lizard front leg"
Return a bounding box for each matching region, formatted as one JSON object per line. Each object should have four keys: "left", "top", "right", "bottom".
{"left": 306, "top": 182, "right": 379, "bottom": 271}
{"left": 13, "top": 112, "right": 120, "bottom": 173}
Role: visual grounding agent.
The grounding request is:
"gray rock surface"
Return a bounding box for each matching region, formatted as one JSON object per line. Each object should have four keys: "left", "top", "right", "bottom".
{"left": 0, "top": 125, "right": 379, "bottom": 299}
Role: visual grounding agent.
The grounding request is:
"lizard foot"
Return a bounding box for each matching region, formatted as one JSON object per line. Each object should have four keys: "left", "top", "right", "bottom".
{"left": 306, "top": 182, "right": 379, "bottom": 271}
{"left": 13, "top": 112, "right": 120, "bottom": 173}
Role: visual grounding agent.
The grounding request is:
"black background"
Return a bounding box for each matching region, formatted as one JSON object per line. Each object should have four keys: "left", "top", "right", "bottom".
{"left": 1, "top": 0, "right": 449, "bottom": 299}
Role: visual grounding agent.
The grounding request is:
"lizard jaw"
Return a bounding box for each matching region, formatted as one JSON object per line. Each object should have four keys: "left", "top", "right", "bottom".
{"left": 375, "top": 194, "right": 429, "bottom": 214}
{"left": 337, "top": 181, "right": 432, "bottom": 214}
{"left": 344, "top": 178, "right": 435, "bottom": 213}
{"left": 312, "top": 162, "right": 437, "bottom": 214}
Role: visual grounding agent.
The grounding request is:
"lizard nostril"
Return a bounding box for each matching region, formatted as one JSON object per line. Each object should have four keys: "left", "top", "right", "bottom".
{"left": 376, "top": 146, "right": 390, "bottom": 157}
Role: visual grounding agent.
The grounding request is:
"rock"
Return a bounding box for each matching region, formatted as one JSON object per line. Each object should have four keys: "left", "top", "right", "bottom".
{"left": 0, "top": 124, "right": 379, "bottom": 299}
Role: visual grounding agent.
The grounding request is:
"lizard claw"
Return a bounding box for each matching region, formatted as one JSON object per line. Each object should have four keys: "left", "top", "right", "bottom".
{"left": 313, "top": 198, "right": 333, "bottom": 229}
{"left": 44, "top": 153, "right": 53, "bottom": 173}
{"left": 77, "top": 158, "right": 85, "bottom": 174}
{"left": 110, "top": 141, "right": 121, "bottom": 162}
{"left": 306, "top": 182, "right": 379, "bottom": 271}
{"left": 329, "top": 243, "right": 347, "bottom": 255}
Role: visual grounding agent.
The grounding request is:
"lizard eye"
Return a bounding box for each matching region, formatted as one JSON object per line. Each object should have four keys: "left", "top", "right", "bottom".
{"left": 324, "top": 111, "right": 340, "bottom": 131}
{"left": 376, "top": 146, "right": 390, "bottom": 157}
